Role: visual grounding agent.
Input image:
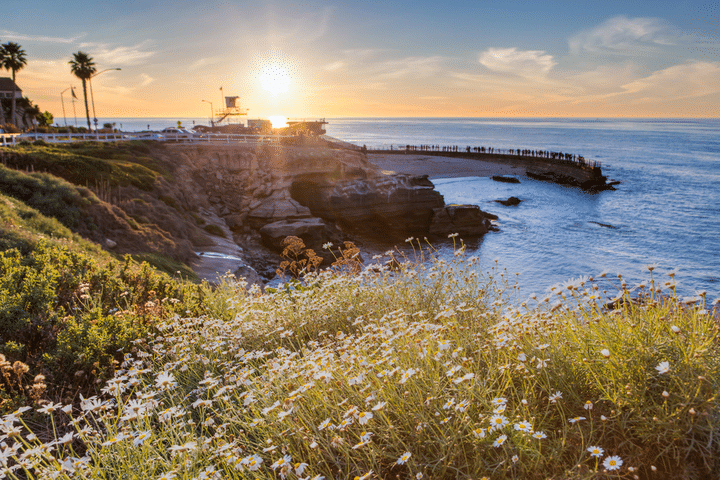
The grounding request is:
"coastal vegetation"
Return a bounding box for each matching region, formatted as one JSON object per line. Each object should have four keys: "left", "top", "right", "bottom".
{"left": 0, "top": 142, "right": 718, "bottom": 479}
{"left": 1, "top": 235, "right": 718, "bottom": 479}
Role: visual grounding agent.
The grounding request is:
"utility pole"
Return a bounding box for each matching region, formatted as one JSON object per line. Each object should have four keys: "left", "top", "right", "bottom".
{"left": 202, "top": 100, "right": 214, "bottom": 127}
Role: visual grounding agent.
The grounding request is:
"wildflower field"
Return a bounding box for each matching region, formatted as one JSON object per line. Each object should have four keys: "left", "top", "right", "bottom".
{"left": 1, "top": 241, "right": 719, "bottom": 479}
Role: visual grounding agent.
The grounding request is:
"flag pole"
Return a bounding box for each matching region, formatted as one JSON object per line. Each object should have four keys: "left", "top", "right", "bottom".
{"left": 71, "top": 87, "right": 78, "bottom": 127}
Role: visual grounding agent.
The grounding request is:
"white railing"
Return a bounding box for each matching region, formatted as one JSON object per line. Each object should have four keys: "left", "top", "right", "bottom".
{"left": 1, "top": 133, "right": 25, "bottom": 147}
{"left": 157, "top": 133, "right": 281, "bottom": 145}
{"left": 0, "top": 132, "right": 283, "bottom": 147}
{"left": 1, "top": 132, "right": 126, "bottom": 146}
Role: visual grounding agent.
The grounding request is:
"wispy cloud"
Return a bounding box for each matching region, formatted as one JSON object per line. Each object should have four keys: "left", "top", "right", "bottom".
{"left": 375, "top": 56, "right": 446, "bottom": 80}
{"left": 479, "top": 47, "right": 556, "bottom": 78}
{"left": 340, "top": 49, "right": 385, "bottom": 58}
{"left": 324, "top": 61, "right": 346, "bottom": 72}
{"left": 188, "top": 57, "right": 223, "bottom": 70}
{"left": 79, "top": 41, "right": 156, "bottom": 66}
{"left": 0, "top": 30, "right": 86, "bottom": 44}
{"left": 618, "top": 61, "right": 720, "bottom": 99}
{"left": 139, "top": 74, "right": 154, "bottom": 87}
{"left": 569, "top": 16, "right": 681, "bottom": 55}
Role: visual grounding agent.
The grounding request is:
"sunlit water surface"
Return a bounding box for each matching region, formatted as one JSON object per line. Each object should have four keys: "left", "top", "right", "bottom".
{"left": 325, "top": 118, "right": 720, "bottom": 301}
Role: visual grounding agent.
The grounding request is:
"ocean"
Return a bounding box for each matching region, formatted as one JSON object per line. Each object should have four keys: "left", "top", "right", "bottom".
{"left": 105, "top": 117, "right": 720, "bottom": 301}
{"left": 325, "top": 118, "right": 720, "bottom": 301}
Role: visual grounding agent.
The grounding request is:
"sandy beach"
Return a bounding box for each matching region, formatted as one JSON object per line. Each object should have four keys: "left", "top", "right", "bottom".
{"left": 367, "top": 153, "right": 524, "bottom": 179}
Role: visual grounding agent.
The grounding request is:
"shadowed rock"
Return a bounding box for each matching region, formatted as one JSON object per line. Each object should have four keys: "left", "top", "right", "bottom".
{"left": 429, "top": 204, "right": 498, "bottom": 236}
{"left": 492, "top": 175, "right": 520, "bottom": 184}
{"left": 495, "top": 196, "right": 522, "bottom": 206}
{"left": 290, "top": 174, "right": 444, "bottom": 237}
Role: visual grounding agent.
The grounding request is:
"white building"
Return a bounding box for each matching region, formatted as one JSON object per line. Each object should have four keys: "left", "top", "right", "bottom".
{"left": 0, "top": 77, "right": 22, "bottom": 99}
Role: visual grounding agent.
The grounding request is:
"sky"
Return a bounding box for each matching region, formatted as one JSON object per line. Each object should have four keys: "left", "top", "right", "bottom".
{"left": 2, "top": 0, "right": 720, "bottom": 119}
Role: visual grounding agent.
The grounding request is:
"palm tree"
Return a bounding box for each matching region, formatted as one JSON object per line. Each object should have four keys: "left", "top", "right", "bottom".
{"left": 69, "top": 51, "right": 96, "bottom": 131}
{"left": 1, "top": 42, "right": 28, "bottom": 128}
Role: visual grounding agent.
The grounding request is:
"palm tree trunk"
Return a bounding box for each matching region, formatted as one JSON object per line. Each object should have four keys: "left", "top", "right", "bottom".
{"left": 0, "top": 99, "right": 6, "bottom": 126}
{"left": 82, "top": 79, "right": 91, "bottom": 131}
{"left": 10, "top": 96, "right": 17, "bottom": 128}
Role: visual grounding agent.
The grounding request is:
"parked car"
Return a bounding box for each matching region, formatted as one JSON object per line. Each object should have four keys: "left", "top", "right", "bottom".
{"left": 161, "top": 127, "right": 195, "bottom": 140}
{"left": 132, "top": 133, "right": 165, "bottom": 141}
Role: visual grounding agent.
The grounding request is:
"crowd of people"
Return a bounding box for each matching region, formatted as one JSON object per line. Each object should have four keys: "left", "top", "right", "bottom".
{"left": 377, "top": 144, "right": 599, "bottom": 168}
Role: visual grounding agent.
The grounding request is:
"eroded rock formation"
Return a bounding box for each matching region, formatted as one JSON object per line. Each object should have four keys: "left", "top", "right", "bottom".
{"left": 149, "top": 144, "right": 497, "bottom": 281}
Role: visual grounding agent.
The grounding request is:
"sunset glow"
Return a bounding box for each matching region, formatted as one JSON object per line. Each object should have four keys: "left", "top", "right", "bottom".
{"left": 5, "top": 1, "right": 719, "bottom": 118}
{"left": 267, "top": 116, "right": 288, "bottom": 128}
{"left": 258, "top": 62, "right": 292, "bottom": 96}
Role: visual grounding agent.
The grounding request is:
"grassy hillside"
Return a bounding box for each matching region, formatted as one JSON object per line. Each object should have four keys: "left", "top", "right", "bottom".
{"left": 1, "top": 242, "right": 718, "bottom": 479}
{"left": 0, "top": 141, "right": 170, "bottom": 191}
{"left": 0, "top": 142, "right": 206, "bottom": 264}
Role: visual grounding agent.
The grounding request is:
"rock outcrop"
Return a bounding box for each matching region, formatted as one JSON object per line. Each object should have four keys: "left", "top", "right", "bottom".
{"left": 429, "top": 205, "right": 498, "bottom": 236}
{"left": 495, "top": 196, "right": 522, "bottom": 206}
{"left": 259, "top": 218, "right": 339, "bottom": 251}
{"left": 289, "top": 174, "right": 445, "bottom": 236}
{"left": 492, "top": 175, "right": 521, "bottom": 184}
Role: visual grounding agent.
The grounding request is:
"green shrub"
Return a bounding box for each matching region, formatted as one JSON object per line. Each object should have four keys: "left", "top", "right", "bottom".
{"left": 203, "top": 224, "right": 225, "bottom": 237}
{"left": 159, "top": 195, "right": 179, "bottom": 210}
{"left": 130, "top": 253, "right": 199, "bottom": 282}
{"left": 0, "top": 240, "right": 219, "bottom": 395}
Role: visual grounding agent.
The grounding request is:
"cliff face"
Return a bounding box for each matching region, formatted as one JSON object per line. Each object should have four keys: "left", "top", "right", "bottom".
{"left": 53, "top": 143, "right": 491, "bottom": 281}
{"left": 161, "top": 144, "right": 491, "bottom": 240}
{"left": 289, "top": 174, "right": 444, "bottom": 236}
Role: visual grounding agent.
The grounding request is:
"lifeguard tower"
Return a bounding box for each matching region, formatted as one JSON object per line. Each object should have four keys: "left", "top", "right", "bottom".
{"left": 213, "top": 95, "right": 248, "bottom": 126}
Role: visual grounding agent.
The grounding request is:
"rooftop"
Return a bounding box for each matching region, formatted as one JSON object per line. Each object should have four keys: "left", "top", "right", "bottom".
{"left": 0, "top": 77, "right": 21, "bottom": 92}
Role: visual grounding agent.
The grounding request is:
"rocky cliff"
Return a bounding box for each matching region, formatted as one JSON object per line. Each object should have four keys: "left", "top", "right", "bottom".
{"left": 151, "top": 143, "right": 495, "bottom": 281}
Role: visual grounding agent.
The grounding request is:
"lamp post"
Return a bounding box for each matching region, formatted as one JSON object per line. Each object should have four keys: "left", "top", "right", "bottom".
{"left": 202, "top": 100, "right": 214, "bottom": 127}
{"left": 89, "top": 68, "right": 121, "bottom": 132}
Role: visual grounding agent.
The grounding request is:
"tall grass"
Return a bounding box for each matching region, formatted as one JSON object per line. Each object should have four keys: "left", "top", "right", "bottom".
{"left": 1, "top": 242, "right": 718, "bottom": 479}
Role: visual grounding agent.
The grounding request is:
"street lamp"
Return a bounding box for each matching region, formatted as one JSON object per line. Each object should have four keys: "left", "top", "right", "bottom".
{"left": 201, "top": 100, "right": 214, "bottom": 127}
{"left": 89, "top": 68, "right": 121, "bottom": 132}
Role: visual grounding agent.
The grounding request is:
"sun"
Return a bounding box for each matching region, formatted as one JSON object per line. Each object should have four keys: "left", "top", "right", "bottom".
{"left": 259, "top": 62, "right": 292, "bottom": 96}
{"left": 268, "top": 116, "right": 288, "bottom": 128}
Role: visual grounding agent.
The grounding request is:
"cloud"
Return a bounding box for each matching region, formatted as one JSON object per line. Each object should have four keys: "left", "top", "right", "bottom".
{"left": 375, "top": 56, "right": 445, "bottom": 79}
{"left": 139, "top": 74, "right": 154, "bottom": 87}
{"left": 188, "top": 57, "right": 223, "bottom": 70}
{"left": 324, "top": 61, "right": 345, "bottom": 72}
{"left": 80, "top": 42, "right": 156, "bottom": 66}
{"left": 341, "top": 49, "right": 384, "bottom": 58}
{"left": 569, "top": 16, "right": 681, "bottom": 55}
{"left": 565, "top": 63, "right": 640, "bottom": 94}
{"left": 479, "top": 47, "right": 556, "bottom": 78}
{"left": 0, "top": 30, "right": 86, "bottom": 44}
{"left": 618, "top": 61, "right": 720, "bottom": 99}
